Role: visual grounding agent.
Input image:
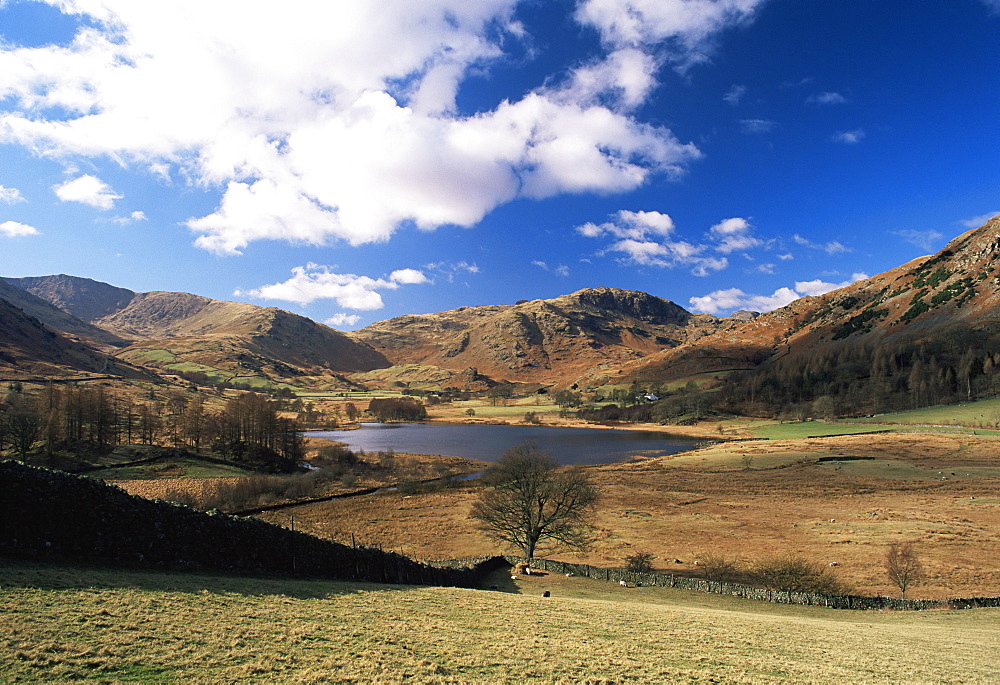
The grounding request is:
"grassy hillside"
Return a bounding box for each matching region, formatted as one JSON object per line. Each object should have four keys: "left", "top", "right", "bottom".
{"left": 2, "top": 559, "right": 997, "bottom": 683}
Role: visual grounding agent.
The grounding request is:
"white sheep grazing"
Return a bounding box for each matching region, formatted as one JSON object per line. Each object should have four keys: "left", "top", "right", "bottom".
{"left": 565, "top": 572, "right": 574, "bottom": 577}
{"left": 619, "top": 580, "right": 628, "bottom": 587}
{"left": 510, "top": 575, "right": 517, "bottom": 580}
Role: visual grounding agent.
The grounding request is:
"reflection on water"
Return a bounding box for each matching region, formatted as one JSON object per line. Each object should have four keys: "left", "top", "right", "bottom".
{"left": 308, "top": 422, "right": 697, "bottom": 466}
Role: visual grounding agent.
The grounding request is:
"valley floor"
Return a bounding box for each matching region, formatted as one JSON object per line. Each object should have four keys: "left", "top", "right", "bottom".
{"left": 260, "top": 431, "right": 1000, "bottom": 599}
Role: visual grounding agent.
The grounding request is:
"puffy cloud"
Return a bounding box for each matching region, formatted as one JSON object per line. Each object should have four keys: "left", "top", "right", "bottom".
{"left": 690, "top": 286, "right": 798, "bottom": 315}
{"left": 325, "top": 313, "right": 362, "bottom": 328}
{"left": 0, "top": 220, "right": 39, "bottom": 237}
{"left": 561, "top": 48, "right": 659, "bottom": 110}
{"left": 0, "top": 0, "right": 719, "bottom": 256}
{"left": 708, "top": 217, "right": 760, "bottom": 253}
{"left": 53, "top": 175, "right": 122, "bottom": 209}
{"left": 690, "top": 272, "right": 868, "bottom": 315}
{"left": 112, "top": 210, "right": 147, "bottom": 225}
{"left": 0, "top": 185, "right": 25, "bottom": 204}
{"left": 237, "top": 263, "right": 429, "bottom": 308}
{"left": 578, "top": 209, "right": 738, "bottom": 275}
{"left": 575, "top": 0, "right": 767, "bottom": 67}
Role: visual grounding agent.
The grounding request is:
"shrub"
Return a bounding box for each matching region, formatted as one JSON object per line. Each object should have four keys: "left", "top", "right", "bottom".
{"left": 752, "top": 554, "right": 850, "bottom": 595}
{"left": 624, "top": 551, "right": 655, "bottom": 573}
{"left": 698, "top": 552, "right": 744, "bottom": 583}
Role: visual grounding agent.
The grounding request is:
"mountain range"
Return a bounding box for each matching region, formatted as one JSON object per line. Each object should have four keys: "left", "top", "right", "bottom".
{"left": 2, "top": 216, "right": 999, "bottom": 398}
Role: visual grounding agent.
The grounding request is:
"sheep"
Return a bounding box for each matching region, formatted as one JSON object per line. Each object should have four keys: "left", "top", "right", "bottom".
{"left": 510, "top": 575, "right": 517, "bottom": 580}
{"left": 565, "top": 572, "right": 574, "bottom": 577}
{"left": 619, "top": 580, "right": 628, "bottom": 587}
{"left": 829, "top": 561, "right": 840, "bottom": 567}
{"left": 541, "top": 590, "right": 550, "bottom": 597}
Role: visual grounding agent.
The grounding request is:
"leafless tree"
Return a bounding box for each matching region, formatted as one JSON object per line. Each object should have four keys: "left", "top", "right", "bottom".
{"left": 470, "top": 442, "right": 598, "bottom": 560}
{"left": 885, "top": 541, "right": 923, "bottom": 598}
{"left": 753, "top": 554, "right": 849, "bottom": 595}
{"left": 699, "top": 552, "right": 743, "bottom": 583}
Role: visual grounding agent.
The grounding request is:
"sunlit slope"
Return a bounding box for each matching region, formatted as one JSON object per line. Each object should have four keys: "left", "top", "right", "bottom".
{"left": 2, "top": 561, "right": 997, "bottom": 683}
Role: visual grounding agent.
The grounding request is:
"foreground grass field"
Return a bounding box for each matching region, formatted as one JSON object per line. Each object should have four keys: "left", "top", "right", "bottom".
{"left": 2, "top": 559, "right": 998, "bottom": 683}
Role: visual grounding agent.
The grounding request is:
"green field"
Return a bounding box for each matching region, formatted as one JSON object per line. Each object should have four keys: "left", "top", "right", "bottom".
{"left": 86, "top": 456, "right": 254, "bottom": 480}
{"left": 855, "top": 398, "right": 1000, "bottom": 428}
{"left": 2, "top": 559, "right": 998, "bottom": 683}
{"left": 749, "top": 421, "right": 900, "bottom": 439}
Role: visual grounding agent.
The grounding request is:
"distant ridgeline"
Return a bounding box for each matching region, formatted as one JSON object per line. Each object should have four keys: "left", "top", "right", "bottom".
{"left": 0, "top": 460, "right": 491, "bottom": 587}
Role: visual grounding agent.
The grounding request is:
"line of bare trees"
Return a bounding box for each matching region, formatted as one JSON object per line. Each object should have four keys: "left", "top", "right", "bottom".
{"left": 0, "top": 384, "right": 303, "bottom": 471}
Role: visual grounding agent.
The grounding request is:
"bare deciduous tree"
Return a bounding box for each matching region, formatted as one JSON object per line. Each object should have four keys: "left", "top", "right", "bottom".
{"left": 470, "top": 442, "right": 598, "bottom": 560}
{"left": 753, "top": 554, "right": 850, "bottom": 595}
{"left": 885, "top": 541, "right": 923, "bottom": 598}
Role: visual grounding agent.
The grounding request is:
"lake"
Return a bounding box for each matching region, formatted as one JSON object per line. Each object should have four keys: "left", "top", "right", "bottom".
{"left": 308, "top": 422, "right": 698, "bottom": 466}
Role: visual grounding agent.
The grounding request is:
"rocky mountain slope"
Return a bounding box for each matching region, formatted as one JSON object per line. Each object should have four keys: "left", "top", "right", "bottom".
{"left": 0, "top": 279, "right": 129, "bottom": 347}
{"left": 349, "top": 287, "right": 732, "bottom": 387}
{"left": 0, "top": 291, "right": 151, "bottom": 381}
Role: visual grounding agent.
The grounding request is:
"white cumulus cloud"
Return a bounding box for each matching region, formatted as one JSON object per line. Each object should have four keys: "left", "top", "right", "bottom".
{"left": 325, "top": 313, "right": 362, "bottom": 328}
{"left": 0, "top": 0, "right": 755, "bottom": 256}
{"left": 237, "top": 263, "right": 429, "bottom": 308}
{"left": 0, "top": 220, "right": 39, "bottom": 237}
{"left": 53, "top": 175, "right": 122, "bottom": 209}
{"left": 690, "top": 273, "right": 868, "bottom": 315}
{"left": 575, "top": 0, "right": 768, "bottom": 69}
{"left": 708, "top": 217, "right": 760, "bottom": 253}
{"left": 579, "top": 210, "right": 766, "bottom": 275}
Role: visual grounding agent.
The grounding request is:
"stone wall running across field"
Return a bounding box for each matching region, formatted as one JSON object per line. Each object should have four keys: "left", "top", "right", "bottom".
{"left": 432, "top": 556, "right": 1000, "bottom": 610}
{"left": 523, "top": 557, "right": 1000, "bottom": 610}
{"left": 0, "top": 460, "right": 491, "bottom": 588}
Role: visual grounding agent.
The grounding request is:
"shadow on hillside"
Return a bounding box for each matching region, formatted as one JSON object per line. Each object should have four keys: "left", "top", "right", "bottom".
{"left": 0, "top": 556, "right": 429, "bottom": 601}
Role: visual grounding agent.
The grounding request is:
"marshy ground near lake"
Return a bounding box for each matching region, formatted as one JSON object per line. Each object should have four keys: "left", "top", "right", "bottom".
{"left": 3, "top": 559, "right": 999, "bottom": 684}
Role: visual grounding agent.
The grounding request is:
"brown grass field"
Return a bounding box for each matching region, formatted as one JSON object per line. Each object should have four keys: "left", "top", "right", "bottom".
{"left": 2, "top": 558, "right": 999, "bottom": 683}
{"left": 253, "top": 430, "right": 1000, "bottom": 599}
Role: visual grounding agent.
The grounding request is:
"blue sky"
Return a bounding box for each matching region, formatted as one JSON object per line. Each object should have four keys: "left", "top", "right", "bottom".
{"left": 1, "top": 0, "right": 998, "bottom": 329}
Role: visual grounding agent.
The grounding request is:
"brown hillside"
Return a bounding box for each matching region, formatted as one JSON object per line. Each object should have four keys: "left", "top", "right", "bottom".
{"left": 0, "top": 279, "right": 128, "bottom": 348}
{"left": 620, "top": 216, "right": 1000, "bottom": 386}
{"left": 110, "top": 293, "right": 388, "bottom": 378}
{"left": 5, "top": 274, "right": 136, "bottom": 322}
{"left": 0, "top": 295, "right": 151, "bottom": 381}
{"left": 5, "top": 275, "right": 388, "bottom": 382}
{"left": 350, "top": 287, "right": 731, "bottom": 387}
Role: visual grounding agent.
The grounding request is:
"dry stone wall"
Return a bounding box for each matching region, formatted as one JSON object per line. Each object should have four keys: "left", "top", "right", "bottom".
{"left": 0, "top": 460, "right": 485, "bottom": 587}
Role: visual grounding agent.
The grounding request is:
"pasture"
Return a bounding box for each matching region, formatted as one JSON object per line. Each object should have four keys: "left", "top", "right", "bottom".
{"left": 2, "top": 559, "right": 998, "bottom": 683}
{"left": 264, "top": 431, "right": 1000, "bottom": 599}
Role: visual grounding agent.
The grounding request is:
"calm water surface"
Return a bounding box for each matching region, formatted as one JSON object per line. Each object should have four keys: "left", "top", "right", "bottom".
{"left": 309, "top": 422, "right": 698, "bottom": 465}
